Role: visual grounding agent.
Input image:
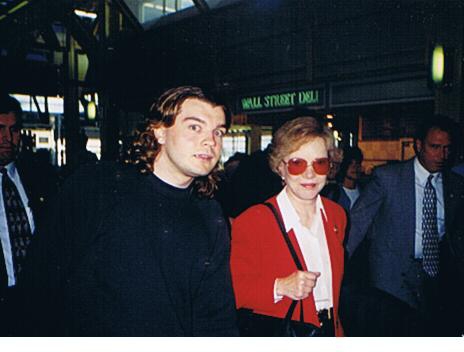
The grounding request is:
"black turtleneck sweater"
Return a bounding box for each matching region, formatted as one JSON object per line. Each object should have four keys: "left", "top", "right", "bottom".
{"left": 26, "top": 162, "right": 238, "bottom": 336}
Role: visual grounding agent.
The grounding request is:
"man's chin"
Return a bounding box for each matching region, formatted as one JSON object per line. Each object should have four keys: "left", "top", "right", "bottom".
{"left": 0, "top": 154, "right": 15, "bottom": 166}
{"left": 194, "top": 169, "right": 215, "bottom": 178}
{"left": 192, "top": 160, "right": 219, "bottom": 176}
{"left": 190, "top": 166, "right": 217, "bottom": 178}
{"left": 431, "top": 164, "right": 446, "bottom": 173}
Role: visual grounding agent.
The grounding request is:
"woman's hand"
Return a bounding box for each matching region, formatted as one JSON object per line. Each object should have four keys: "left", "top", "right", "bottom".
{"left": 275, "top": 271, "right": 321, "bottom": 300}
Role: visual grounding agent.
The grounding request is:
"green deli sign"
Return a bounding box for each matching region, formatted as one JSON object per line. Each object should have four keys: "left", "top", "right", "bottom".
{"left": 240, "top": 88, "right": 324, "bottom": 113}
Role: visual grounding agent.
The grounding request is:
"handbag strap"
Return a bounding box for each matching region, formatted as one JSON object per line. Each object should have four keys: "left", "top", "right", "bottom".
{"left": 263, "top": 202, "right": 303, "bottom": 270}
{"left": 263, "top": 202, "right": 305, "bottom": 322}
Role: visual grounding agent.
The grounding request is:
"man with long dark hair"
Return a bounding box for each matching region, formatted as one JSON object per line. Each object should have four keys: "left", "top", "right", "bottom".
{"left": 27, "top": 86, "right": 238, "bottom": 336}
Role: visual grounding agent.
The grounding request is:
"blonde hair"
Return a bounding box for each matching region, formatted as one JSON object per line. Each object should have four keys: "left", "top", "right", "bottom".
{"left": 268, "top": 116, "right": 334, "bottom": 175}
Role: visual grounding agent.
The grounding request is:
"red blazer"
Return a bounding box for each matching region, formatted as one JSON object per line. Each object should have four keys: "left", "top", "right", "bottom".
{"left": 230, "top": 195, "right": 347, "bottom": 336}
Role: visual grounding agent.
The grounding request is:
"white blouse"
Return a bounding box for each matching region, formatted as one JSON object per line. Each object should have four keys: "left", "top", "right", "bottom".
{"left": 274, "top": 187, "right": 333, "bottom": 310}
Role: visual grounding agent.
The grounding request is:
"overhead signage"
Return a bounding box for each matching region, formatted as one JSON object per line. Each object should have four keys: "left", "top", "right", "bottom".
{"left": 239, "top": 87, "right": 324, "bottom": 113}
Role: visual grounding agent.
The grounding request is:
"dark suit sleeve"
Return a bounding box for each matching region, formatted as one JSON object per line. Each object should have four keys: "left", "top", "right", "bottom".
{"left": 21, "top": 173, "right": 77, "bottom": 335}
{"left": 22, "top": 164, "right": 107, "bottom": 335}
{"left": 445, "top": 172, "right": 464, "bottom": 282}
{"left": 346, "top": 168, "right": 387, "bottom": 257}
{"left": 192, "top": 206, "right": 239, "bottom": 336}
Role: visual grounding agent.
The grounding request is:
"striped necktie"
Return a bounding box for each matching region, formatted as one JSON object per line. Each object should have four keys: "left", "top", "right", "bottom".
{"left": 1, "top": 168, "right": 32, "bottom": 281}
{"left": 422, "top": 174, "right": 439, "bottom": 277}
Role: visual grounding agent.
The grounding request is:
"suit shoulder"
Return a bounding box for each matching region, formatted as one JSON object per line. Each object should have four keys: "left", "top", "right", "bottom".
{"left": 369, "top": 160, "right": 413, "bottom": 184}
{"left": 373, "top": 159, "right": 411, "bottom": 174}
{"left": 448, "top": 169, "right": 464, "bottom": 181}
{"left": 447, "top": 169, "right": 464, "bottom": 190}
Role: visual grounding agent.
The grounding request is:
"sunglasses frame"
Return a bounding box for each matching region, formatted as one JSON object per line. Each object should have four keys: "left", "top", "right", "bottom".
{"left": 282, "top": 157, "right": 331, "bottom": 176}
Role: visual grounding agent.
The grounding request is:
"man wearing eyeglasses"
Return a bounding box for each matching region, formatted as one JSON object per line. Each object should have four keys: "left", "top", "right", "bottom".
{"left": 345, "top": 114, "right": 464, "bottom": 336}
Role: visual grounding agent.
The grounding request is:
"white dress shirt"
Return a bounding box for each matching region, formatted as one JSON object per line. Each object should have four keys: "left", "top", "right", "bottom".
{"left": 0, "top": 162, "right": 35, "bottom": 287}
{"left": 342, "top": 186, "right": 360, "bottom": 209}
{"left": 274, "top": 187, "right": 333, "bottom": 310}
{"left": 414, "top": 157, "right": 445, "bottom": 258}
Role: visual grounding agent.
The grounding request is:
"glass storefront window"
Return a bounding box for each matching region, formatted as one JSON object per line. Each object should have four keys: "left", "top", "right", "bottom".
{"left": 261, "top": 134, "right": 272, "bottom": 150}
{"left": 141, "top": 0, "right": 164, "bottom": 23}
{"left": 222, "top": 134, "right": 246, "bottom": 163}
{"left": 125, "top": 0, "right": 195, "bottom": 25}
{"left": 178, "top": 0, "right": 194, "bottom": 10}
{"left": 165, "top": 0, "right": 177, "bottom": 13}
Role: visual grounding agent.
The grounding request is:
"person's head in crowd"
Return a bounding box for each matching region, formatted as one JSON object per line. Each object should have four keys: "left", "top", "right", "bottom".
{"left": 0, "top": 94, "right": 22, "bottom": 167}
{"left": 336, "top": 146, "right": 364, "bottom": 185}
{"left": 327, "top": 147, "right": 343, "bottom": 182}
{"left": 126, "top": 86, "right": 231, "bottom": 197}
{"left": 269, "top": 116, "right": 334, "bottom": 204}
{"left": 414, "top": 114, "right": 457, "bottom": 173}
{"left": 78, "top": 130, "right": 89, "bottom": 151}
{"left": 224, "top": 152, "right": 247, "bottom": 178}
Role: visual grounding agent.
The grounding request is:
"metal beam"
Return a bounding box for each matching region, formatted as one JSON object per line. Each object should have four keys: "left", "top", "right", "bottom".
{"left": 192, "top": 0, "right": 210, "bottom": 13}
{"left": 40, "top": 24, "right": 61, "bottom": 50}
{"left": 112, "top": 0, "right": 143, "bottom": 33}
{"left": 61, "top": 11, "right": 98, "bottom": 61}
{"left": 0, "top": 0, "right": 30, "bottom": 22}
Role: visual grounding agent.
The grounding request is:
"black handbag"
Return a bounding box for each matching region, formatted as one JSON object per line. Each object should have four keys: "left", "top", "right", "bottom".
{"left": 236, "top": 202, "right": 322, "bottom": 337}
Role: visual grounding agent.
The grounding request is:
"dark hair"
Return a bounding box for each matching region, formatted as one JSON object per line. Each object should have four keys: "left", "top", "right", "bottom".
{"left": 413, "top": 114, "right": 459, "bottom": 155}
{"left": 0, "top": 94, "right": 23, "bottom": 127}
{"left": 336, "top": 146, "right": 364, "bottom": 182}
{"left": 125, "top": 86, "right": 231, "bottom": 198}
{"left": 415, "top": 115, "right": 457, "bottom": 143}
{"left": 224, "top": 152, "right": 247, "bottom": 167}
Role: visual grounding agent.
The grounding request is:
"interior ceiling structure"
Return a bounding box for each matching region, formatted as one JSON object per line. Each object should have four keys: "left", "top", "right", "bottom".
{"left": 0, "top": 0, "right": 238, "bottom": 96}
{"left": 0, "top": 0, "right": 100, "bottom": 95}
{"left": 1, "top": 0, "right": 439, "bottom": 101}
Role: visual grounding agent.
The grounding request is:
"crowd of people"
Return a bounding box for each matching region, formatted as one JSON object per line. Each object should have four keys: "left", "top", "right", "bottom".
{"left": 0, "top": 86, "right": 463, "bottom": 337}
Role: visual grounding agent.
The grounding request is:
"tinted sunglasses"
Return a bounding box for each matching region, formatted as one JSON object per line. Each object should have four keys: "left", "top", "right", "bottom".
{"left": 282, "top": 157, "right": 330, "bottom": 176}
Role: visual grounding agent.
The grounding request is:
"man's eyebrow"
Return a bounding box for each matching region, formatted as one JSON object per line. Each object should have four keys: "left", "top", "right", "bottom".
{"left": 181, "top": 116, "right": 206, "bottom": 124}
{"left": 182, "top": 116, "right": 227, "bottom": 129}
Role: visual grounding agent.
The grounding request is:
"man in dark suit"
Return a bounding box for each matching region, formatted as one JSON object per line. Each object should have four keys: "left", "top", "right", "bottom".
{"left": 345, "top": 115, "right": 464, "bottom": 336}
{"left": 0, "top": 94, "right": 57, "bottom": 335}
{"left": 27, "top": 86, "right": 238, "bottom": 336}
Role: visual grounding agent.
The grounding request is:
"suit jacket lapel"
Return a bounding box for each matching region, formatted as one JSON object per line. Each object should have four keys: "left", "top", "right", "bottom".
{"left": 14, "top": 162, "right": 32, "bottom": 200}
{"left": 443, "top": 171, "right": 457, "bottom": 231}
{"left": 0, "top": 252, "right": 7, "bottom": 289}
{"left": 399, "top": 160, "right": 416, "bottom": 256}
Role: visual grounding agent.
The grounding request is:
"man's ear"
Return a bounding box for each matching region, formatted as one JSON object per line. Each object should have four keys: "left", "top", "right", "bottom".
{"left": 414, "top": 138, "right": 422, "bottom": 155}
{"left": 154, "top": 127, "right": 166, "bottom": 144}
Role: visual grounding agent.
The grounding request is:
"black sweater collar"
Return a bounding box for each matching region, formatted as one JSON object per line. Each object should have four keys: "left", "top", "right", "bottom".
{"left": 148, "top": 172, "right": 194, "bottom": 200}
